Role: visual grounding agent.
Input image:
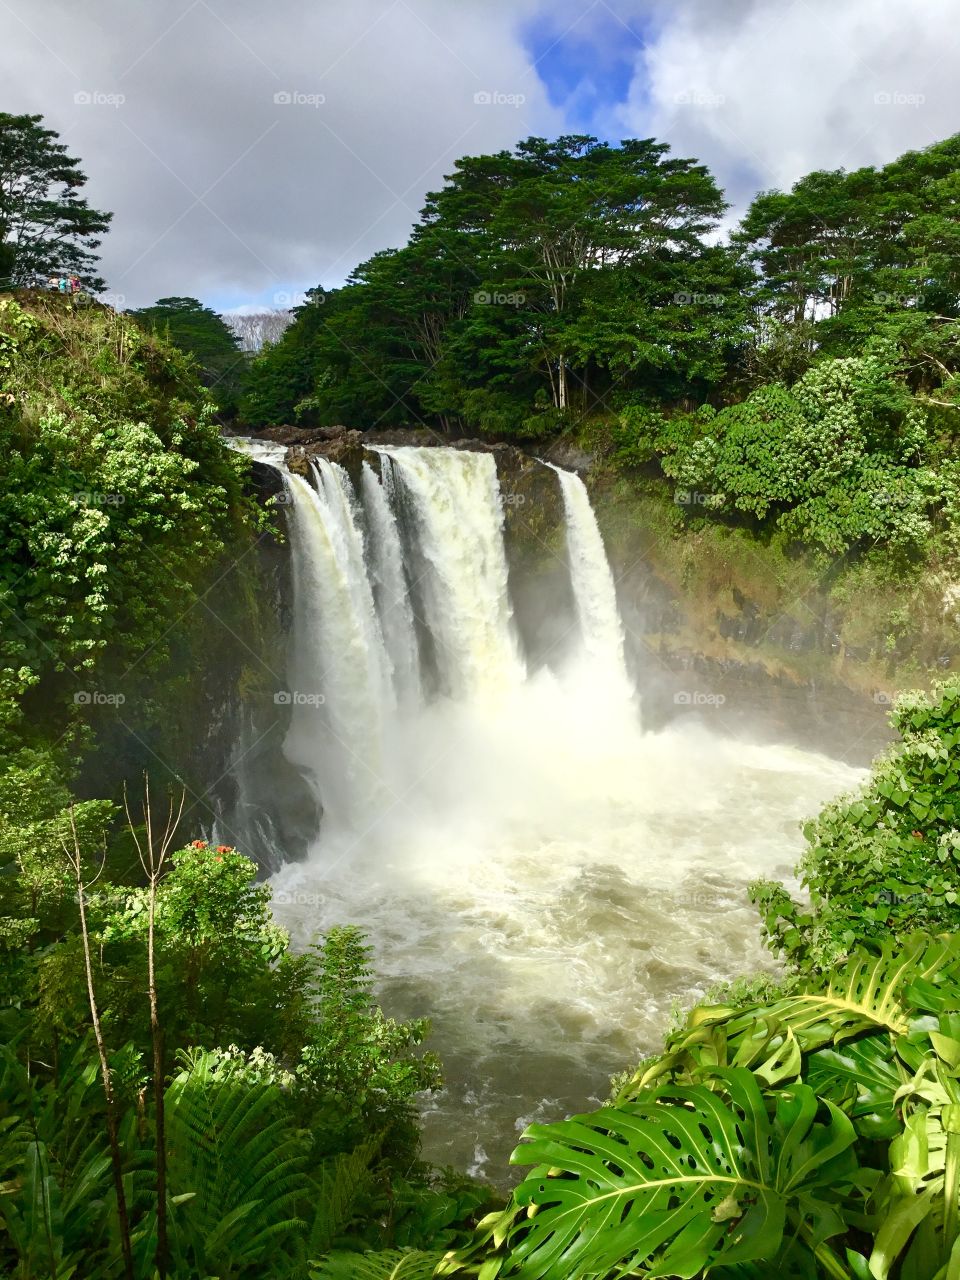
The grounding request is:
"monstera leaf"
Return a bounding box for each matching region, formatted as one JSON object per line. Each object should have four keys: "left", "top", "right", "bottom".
{"left": 713, "top": 937, "right": 960, "bottom": 1063}
{"left": 464, "top": 1068, "right": 864, "bottom": 1280}
{"left": 806, "top": 1034, "right": 906, "bottom": 1140}
{"left": 621, "top": 939, "right": 960, "bottom": 1103}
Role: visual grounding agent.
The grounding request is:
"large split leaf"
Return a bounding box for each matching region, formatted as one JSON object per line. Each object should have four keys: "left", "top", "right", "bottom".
{"left": 720, "top": 937, "right": 960, "bottom": 1058}
{"left": 470, "top": 1068, "right": 861, "bottom": 1279}
{"left": 807, "top": 1034, "right": 905, "bottom": 1139}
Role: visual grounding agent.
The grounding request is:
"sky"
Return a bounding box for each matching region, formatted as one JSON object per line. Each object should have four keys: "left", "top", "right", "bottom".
{"left": 1, "top": 0, "right": 957, "bottom": 311}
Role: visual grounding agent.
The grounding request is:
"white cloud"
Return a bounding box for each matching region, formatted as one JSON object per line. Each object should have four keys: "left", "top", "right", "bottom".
{"left": 614, "top": 0, "right": 959, "bottom": 214}
{"left": 1, "top": 0, "right": 558, "bottom": 306}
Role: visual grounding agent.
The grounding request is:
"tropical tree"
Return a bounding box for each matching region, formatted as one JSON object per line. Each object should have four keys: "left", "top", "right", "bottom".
{"left": 0, "top": 112, "right": 112, "bottom": 290}
{"left": 422, "top": 135, "right": 728, "bottom": 414}
{"left": 240, "top": 134, "right": 738, "bottom": 435}
{"left": 130, "top": 296, "right": 246, "bottom": 412}
{"left": 736, "top": 133, "right": 960, "bottom": 385}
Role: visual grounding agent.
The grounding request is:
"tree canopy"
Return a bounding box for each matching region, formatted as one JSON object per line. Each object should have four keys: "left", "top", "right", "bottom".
{"left": 242, "top": 130, "right": 960, "bottom": 447}
{"left": 240, "top": 135, "right": 749, "bottom": 434}
{"left": 131, "top": 295, "right": 246, "bottom": 413}
{"left": 0, "top": 112, "right": 112, "bottom": 290}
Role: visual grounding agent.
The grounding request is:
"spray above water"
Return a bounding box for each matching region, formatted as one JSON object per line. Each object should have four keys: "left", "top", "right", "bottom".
{"left": 234, "top": 438, "right": 862, "bottom": 1181}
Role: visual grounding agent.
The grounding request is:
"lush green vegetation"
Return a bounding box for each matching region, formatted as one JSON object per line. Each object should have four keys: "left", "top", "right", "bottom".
{"left": 0, "top": 764, "right": 483, "bottom": 1278}
{"left": 242, "top": 132, "right": 960, "bottom": 572}
{"left": 130, "top": 296, "right": 247, "bottom": 414}
{"left": 0, "top": 280, "right": 486, "bottom": 1278}
{"left": 240, "top": 135, "right": 749, "bottom": 435}
{"left": 752, "top": 679, "right": 960, "bottom": 972}
{"left": 4, "top": 116, "right": 960, "bottom": 1279}
{"left": 0, "top": 290, "right": 255, "bottom": 760}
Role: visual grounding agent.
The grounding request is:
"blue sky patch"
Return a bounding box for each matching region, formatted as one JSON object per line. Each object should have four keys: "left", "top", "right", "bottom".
{"left": 519, "top": 6, "right": 652, "bottom": 140}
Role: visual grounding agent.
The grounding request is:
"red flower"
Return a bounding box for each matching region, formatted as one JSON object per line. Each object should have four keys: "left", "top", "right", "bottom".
{"left": 190, "top": 840, "right": 207, "bottom": 849}
{"left": 216, "top": 845, "right": 232, "bottom": 853}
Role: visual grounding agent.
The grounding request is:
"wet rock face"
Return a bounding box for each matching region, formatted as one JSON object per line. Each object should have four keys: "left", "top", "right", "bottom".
{"left": 234, "top": 423, "right": 328, "bottom": 446}
{"left": 494, "top": 447, "right": 563, "bottom": 548}
{"left": 247, "top": 456, "right": 287, "bottom": 502}
{"left": 285, "top": 429, "right": 366, "bottom": 485}
{"left": 239, "top": 425, "right": 570, "bottom": 548}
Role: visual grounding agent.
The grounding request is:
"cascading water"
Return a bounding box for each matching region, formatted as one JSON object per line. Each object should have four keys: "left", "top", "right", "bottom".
{"left": 276, "top": 458, "right": 395, "bottom": 827}
{"left": 372, "top": 446, "right": 526, "bottom": 700}
{"left": 360, "top": 459, "right": 422, "bottom": 709}
{"left": 546, "top": 462, "right": 630, "bottom": 693}
{"left": 234, "top": 438, "right": 863, "bottom": 1182}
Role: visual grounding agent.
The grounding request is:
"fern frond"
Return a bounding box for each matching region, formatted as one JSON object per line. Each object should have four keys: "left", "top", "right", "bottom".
{"left": 310, "top": 1247, "right": 445, "bottom": 1279}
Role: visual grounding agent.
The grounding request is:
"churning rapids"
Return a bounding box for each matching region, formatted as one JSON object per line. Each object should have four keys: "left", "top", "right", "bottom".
{"left": 232, "top": 438, "right": 863, "bottom": 1181}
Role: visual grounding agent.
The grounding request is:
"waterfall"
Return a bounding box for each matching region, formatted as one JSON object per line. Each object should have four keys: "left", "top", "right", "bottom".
{"left": 230, "top": 434, "right": 861, "bottom": 1185}
{"left": 372, "top": 446, "right": 526, "bottom": 700}
{"left": 546, "top": 462, "right": 630, "bottom": 689}
{"left": 360, "top": 460, "right": 422, "bottom": 709}
{"left": 280, "top": 460, "right": 395, "bottom": 827}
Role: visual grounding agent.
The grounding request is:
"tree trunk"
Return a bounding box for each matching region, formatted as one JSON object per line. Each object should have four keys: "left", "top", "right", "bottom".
{"left": 71, "top": 847, "right": 135, "bottom": 1280}
{"left": 148, "top": 878, "right": 168, "bottom": 1279}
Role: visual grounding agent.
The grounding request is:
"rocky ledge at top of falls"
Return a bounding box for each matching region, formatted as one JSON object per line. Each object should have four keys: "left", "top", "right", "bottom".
{"left": 235, "top": 423, "right": 567, "bottom": 551}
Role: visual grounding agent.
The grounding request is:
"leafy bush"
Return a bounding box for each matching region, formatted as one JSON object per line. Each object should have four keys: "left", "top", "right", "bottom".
{"left": 0, "top": 761, "right": 463, "bottom": 1279}
{"left": 0, "top": 293, "right": 255, "bottom": 748}
{"left": 752, "top": 676, "right": 960, "bottom": 973}
{"left": 614, "top": 344, "right": 958, "bottom": 558}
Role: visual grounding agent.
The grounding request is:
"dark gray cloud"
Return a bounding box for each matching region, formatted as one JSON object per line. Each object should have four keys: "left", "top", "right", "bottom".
{"left": 1, "top": 0, "right": 558, "bottom": 306}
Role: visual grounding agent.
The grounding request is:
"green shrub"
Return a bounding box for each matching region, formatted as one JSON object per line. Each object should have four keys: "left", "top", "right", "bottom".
{"left": 752, "top": 676, "right": 960, "bottom": 973}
